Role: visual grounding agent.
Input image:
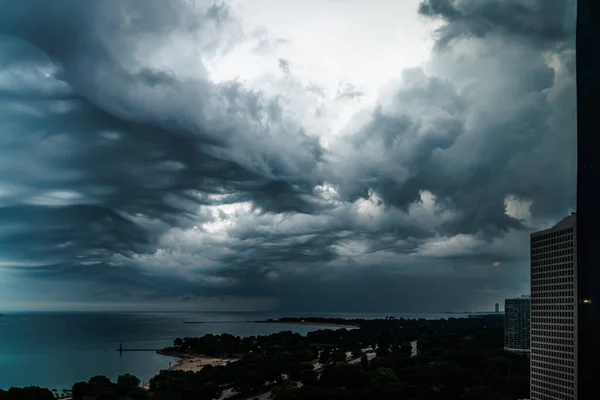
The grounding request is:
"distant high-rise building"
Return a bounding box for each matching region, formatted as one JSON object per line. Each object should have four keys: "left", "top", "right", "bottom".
{"left": 530, "top": 215, "right": 577, "bottom": 399}
{"left": 576, "top": 0, "right": 599, "bottom": 398}
{"left": 504, "top": 295, "right": 530, "bottom": 354}
{"left": 495, "top": 303, "right": 500, "bottom": 313}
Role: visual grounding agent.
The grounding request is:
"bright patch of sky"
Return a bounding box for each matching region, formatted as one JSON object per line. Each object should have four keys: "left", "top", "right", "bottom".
{"left": 210, "top": 0, "right": 437, "bottom": 137}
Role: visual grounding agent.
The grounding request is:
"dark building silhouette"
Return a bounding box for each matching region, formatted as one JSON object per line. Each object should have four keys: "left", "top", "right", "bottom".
{"left": 495, "top": 302, "right": 500, "bottom": 313}
{"left": 504, "top": 295, "right": 530, "bottom": 354}
{"left": 576, "top": 0, "right": 599, "bottom": 398}
{"left": 529, "top": 2, "right": 599, "bottom": 397}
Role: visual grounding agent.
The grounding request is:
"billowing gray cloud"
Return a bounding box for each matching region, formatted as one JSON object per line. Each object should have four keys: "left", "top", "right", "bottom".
{"left": 335, "top": 81, "right": 365, "bottom": 100}
{"left": 0, "top": 0, "right": 576, "bottom": 312}
{"left": 278, "top": 58, "right": 290, "bottom": 76}
{"left": 418, "top": 0, "right": 576, "bottom": 49}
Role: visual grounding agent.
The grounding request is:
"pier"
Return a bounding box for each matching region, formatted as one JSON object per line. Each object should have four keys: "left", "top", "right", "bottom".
{"left": 183, "top": 320, "right": 254, "bottom": 324}
{"left": 117, "top": 349, "right": 159, "bottom": 351}
{"left": 117, "top": 343, "right": 159, "bottom": 352}
{"left": 183, "top": 315, "right": 253, "bottom": 324}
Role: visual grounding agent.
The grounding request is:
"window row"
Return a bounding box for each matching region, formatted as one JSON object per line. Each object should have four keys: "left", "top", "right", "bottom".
{"left": 532, "top": 344, "right": 573, "bottom": 353}
{"left": 530, "top": 386, "right": 574, "bottom": 400}
{"left": 531, "top": 291, "right": 574, "bottom": 298}
{"left": 531, "top": 337, "right": 573, "bottom": 346}
{"left": 532, "top": 271, "right": 574, "bottom": 280}
{"left": 532, "top": 248, "right": 573, "bottom": 260}
{"left": 531, "top": 367, "right": 574, "bottom": 381}
{"left": 531, "top": 304, "right": 574, "bottom": 311}
{"left": 531, "top": 318, "right": 574, "bottom": 326}
{"left": 532, "top": 242, "right": 573, "bottom": 255}
{"left": 531, "top": 228, "right": 573, "bottom": 243}
{"left": 531, "top": 282, "right": 574, "bottom": 291}
{"left": 531, "top": 356, "right": 574, "bottom": 367}
{"left": 531, "top": 350, "right": 575, "bottom": 361}
{"left": 532, "top": 309, "right": 574, "bottom": 315}
{"left": 532, "top": 263, "right": 575, "bottom": 273}
{"left": 532, "top": 255, "right": 574, "bottom": 267}
{"left": 532, "top": 289, "right": 573, "bottom": 296}
{"left": 531, "top": 330, "right": 574, "bottom": 338}
{"left": 532, "top": 324, "right": 574, "bottom": 332}
{"left": 530, "top": 381, "right": 575, "bottom": 400}
{"left": 531, "top": 297, "right": 575, "bottom": 304}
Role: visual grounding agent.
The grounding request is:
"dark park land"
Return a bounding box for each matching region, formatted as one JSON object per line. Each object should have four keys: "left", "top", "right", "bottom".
{"left": 1, "top": 315, "right": 529, "bottom": 400}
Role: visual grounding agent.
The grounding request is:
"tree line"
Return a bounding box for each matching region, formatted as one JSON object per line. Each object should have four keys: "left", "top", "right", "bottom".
{"left": 1, "top": 315, "right": 529, "bottom": 399}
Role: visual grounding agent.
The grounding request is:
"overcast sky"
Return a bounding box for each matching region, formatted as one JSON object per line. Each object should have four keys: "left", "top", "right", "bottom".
{"left": 0, "top": 0, "right": 576, "bottom": 312}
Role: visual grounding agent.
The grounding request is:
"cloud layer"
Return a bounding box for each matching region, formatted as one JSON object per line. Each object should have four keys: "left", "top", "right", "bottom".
{"left": 0, "top": 0, "right": 576, "bottom": 312}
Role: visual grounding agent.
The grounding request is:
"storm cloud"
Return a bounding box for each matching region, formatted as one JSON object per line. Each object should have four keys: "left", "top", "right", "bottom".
{"left": 0, "top": 0, "right": 576, "bottom": 312}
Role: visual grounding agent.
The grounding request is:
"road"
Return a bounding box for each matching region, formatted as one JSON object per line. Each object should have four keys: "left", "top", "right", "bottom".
{"left": 61, "top": 351, "right": 378, "bottom": 400}
{"left": 242, "top": 390, "right": 271, "bottom": 400}
{"left": 350, "top": 351, "right": 376, "bottom": 364}
{"left": 232, "top": 350, "right": 377, "bottom": 400}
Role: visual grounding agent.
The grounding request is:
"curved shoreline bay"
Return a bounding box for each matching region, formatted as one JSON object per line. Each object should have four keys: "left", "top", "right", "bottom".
{"left": 0, "top": 311, "right": 473, "bottom": 390}
{"left": 0, "top": 312, "right": 324, "bottom": 390}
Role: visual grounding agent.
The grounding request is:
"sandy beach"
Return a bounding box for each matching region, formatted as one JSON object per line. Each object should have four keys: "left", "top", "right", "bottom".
{"left": 270, "top": 321, "right": 359, "bottom": 329}
{"left": 170, "top": 356, "right": 235, "bottom": 372}
{"left": 142, "top": 357, "right": 236, "bottom": 389}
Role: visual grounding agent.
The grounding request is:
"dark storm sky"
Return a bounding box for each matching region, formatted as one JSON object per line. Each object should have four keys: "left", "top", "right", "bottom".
{"left": 0, "top": 0, "right": 576, "bottom": 312}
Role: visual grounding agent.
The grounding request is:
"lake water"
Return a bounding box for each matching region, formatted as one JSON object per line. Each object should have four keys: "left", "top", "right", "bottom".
{"left": 0, "top": 311, "right": 471, "bottom": 391}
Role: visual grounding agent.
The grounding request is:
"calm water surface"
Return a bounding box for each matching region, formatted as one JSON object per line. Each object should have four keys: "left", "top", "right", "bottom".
{"left": 0, "top": 311, "right": 469, "bottom": 390}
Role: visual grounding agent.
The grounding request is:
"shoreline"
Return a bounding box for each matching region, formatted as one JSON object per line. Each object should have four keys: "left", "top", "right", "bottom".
{"left": 262, "top": 321, "right": 359, "bottom": 329}
{"left": 169, "top": 356, "right": 235, "bottom": 372}
{"left": 148, "top": 320, "right": 358, "bottom": 390}
{"left": 142, "top": 355, "right": 236, "bottom": 390}
{"left": 156, "top": 349, "right": 237, "bottom": 370}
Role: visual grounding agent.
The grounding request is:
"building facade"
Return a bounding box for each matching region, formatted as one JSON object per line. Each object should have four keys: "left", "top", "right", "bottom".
{"left": 530, "top": 215, "right": 577, "bottom": 400}
{"left": 576, "top": 1, "right": 599, "bottom": 398}
{"left": 504, "top": 295, "right": 530, "bottom": 354}
{"left": 495, "top": 303, "right": 500, "bottom": 313}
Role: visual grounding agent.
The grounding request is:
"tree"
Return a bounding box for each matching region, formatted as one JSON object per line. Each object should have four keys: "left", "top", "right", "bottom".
{"left": 330, "top": 350, "right": 346, "bottom": 363}
{"left": 356, "top": 382, "right": 412, "bottom": 400}
{"left": 231, "top": 369, "right": 266, "bottom": 396}
{"left": 461, "top": 386, "right": 505, "bottom": 400}
{"left": 308, "top": 345, "right": 319, "bottom": 360}
{"left": 72, "top": 382, "right": 90, "bottom": 400}
{"left": 318, "top": 349, "right": 331, "bottom": 365}
{"left": 369, "top": 367, "right": 398, "bottom": 385}
{"left": 4, "top": 387, "right": 55, "bottom": 400}
{"left": 117, "top": 374, "right": 141, "bottom": 389}
{"left": 124, "top": 388, "right": 150, "bottom": 400}
{"left": 89, "top": 376, "right": 112, "bottom": 386}
{"left": 375, "top": 346, "right": 391, "bottom": 358}
{"left": 319, "top": 364, "right": 368, "bottom": 389}
{"left": 288, "top": 362, "right": 317, "bottom": 385}
{"left": 270, "top": 381, "right": 298, "bottom": 399}
{"left": 360, "top": 354, "right": 369, "bottom": 369}
{"left": 397, "top": 341, "right": 412, "bottom": 357}
{"left": 271, "top": 386, "right": 351, "bottom": 400}
{"left": 114, "top": 374, "right": 148, "bottom": 400}
{"left": 149, "top": 370, "right": 221, "bottom": 400}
